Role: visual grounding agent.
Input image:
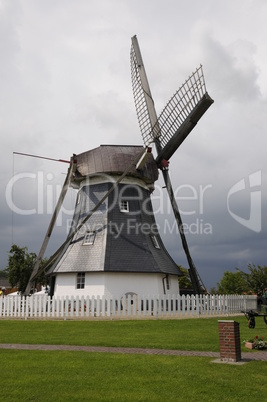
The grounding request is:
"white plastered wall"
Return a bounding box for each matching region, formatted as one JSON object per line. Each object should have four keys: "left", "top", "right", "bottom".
{"left": 53, "top": 272, "right": 180, "bottom": 298}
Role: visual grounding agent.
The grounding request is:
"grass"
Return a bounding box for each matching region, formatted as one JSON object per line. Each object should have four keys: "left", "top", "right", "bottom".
{"left": 0, "top": 315, "right": 266, "bottom": 352}
{"left": 0, "top": 316, "right": 266, "bottom": 401}
{"left": 1, "top": 350, "right": 266, "bottom": 401}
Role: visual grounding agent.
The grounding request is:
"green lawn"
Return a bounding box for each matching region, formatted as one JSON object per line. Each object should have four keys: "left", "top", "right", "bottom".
{"left": 0, "top": 315, "right": 266, "bottom": 351}
{"left": 1, "top": 349, "right": 266, "bottom": 401}
{"left": 0, "top": 316, "right": 266, "bottom": 401}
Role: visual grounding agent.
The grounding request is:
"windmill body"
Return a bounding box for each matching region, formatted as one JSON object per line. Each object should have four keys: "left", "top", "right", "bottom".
{"left": 47, "top": 145, "right": 182, "bottom": 298}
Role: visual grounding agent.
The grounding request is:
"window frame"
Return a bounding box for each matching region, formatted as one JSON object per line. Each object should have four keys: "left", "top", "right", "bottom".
{"left": 77, "top": 191, "right": 81, "bottom": 205}
{"left": 166, "top": 275, "right": 170, "bottom": 290}
{"left": 83, "top": 231, "right": 96, "bottom": 245}
{"left": 76, "top": 272, "right": 85, "bottom": 289}
{"left": 119, "top": 200, "right": 129, "bottom": 213}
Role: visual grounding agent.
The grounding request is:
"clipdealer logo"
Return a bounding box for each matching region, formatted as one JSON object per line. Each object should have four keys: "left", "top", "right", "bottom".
{"left": 5, "top": 169, "right": 262, "bottom": 234}
{"left": 227, "top": 170, "right": 261, "bottom": 233}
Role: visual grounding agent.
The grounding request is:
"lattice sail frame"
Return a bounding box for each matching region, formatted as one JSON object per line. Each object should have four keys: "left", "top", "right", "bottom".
{"left": 155, "top": 65, "right": 207, "bottom": 149}
{"left": 131, "top": 43, "right": 208, "bottom": 148}
{"left": 130, "top": 44, "right": 155, "bottom": 146}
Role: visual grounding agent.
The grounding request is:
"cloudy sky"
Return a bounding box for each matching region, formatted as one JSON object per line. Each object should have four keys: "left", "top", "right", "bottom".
{"left": 1, "top": 0, "right": 266, "bottom": 290}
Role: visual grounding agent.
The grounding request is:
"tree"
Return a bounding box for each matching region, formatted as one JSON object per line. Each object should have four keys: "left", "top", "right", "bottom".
{"left": 0, "top": 269, "right": 8, "bottom": 278}
{"left": 238, "top": 264, "right": 267, "bottom": 296}
{"left": 216, "top": 264, "right": 267, "bottom": 295}
{"left": 5, "top": 244, "right": 48, "bottom": 293}
{"left": 178, "top": 266, "right": 193, "bottom": 290}
{"left": 216, "top": 270, "right": 249, "bottom": 295}
{"left": 209, "top": 287, "right": 218, "bottom": 295}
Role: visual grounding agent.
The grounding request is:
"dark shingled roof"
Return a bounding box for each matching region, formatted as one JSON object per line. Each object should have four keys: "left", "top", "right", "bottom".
{"left": 47, "top": 183, "right": 182, "bottom": 277}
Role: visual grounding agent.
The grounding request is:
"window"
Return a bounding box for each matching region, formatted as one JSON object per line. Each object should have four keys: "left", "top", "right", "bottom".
{"left": 120, "top": 200, "right": 129, "bottom": 212}
{"left": 163, "top": 275, "right": 170, "bottom": 294}
{"left": 83, "top": 231, "right": 95, "bottom": 245}
{"left": 151, "top": 235, "right": 160, "bottom": 249}
{"left": 166, "top": 275, "right": 170, "bottom": 290}
{"left": 76, "top": 272, "right": 85, "bottom": 289}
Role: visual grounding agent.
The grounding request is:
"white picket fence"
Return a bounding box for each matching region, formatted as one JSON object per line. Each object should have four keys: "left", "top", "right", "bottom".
{"left": 0, "top": 294, "right": 257, "bottom": 320}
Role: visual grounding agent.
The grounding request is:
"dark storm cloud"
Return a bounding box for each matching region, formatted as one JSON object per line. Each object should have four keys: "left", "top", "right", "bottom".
{"left": 1, "top": 0, "right": 267, "bottom": 289}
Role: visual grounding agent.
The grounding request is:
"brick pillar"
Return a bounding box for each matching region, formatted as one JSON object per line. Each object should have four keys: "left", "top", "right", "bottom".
{"left": 218, "top": 320, "right": 241, "bottom": 362}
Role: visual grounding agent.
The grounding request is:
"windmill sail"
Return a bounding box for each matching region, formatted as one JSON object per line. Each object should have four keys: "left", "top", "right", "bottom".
{"left": 131, "top": 35, "right": 212, "bottom": 294}
{"left": 131, "top": 35, "right": 160, "bottom": 147}
{"left": 154, "top": 65, "right": 213, "bottom": 162}
{"left": 131, "top": 37, "right": 213, "bottom": 158}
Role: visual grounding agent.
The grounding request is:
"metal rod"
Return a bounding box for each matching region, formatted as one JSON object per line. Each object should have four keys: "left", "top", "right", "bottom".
{"left": 13, "top": 152, "right": 70, "bottom": 164}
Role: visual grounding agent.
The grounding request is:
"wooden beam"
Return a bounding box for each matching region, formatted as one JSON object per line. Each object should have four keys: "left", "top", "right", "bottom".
{"left": 24, "top": 158, "right": 74, "bottom": 295}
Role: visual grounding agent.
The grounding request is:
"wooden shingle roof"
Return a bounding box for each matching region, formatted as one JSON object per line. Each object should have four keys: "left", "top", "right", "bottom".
{"left": 74, "top": 145, "right": 158, "bottom": 184}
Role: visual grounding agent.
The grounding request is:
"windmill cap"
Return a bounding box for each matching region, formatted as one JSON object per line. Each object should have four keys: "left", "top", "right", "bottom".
{"left": 73, "top": 145, "right": 158, "bottom": 184}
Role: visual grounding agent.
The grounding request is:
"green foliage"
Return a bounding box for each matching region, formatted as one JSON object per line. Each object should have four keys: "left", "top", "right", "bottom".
{"left": 216, "top": 264, "right": 267, "bottom": 295}
{"left": 238, "top": 264, "right": 267, "bottom": 296}
{"left": 5, "top": 245, "right": 33, "bottom": 292}
{"left": 178, "top": 266, "right": 192, "bottom": 289}
{"left": 0, "top": 269, "right": 8, "bottom": 278}
{"left": 5, "top": 244, "right": 48, "bottom": 293}
{"left": 209, "top": 287, "right": 218, "bottom": 295}
{"left": 244, "top": 335, "right": 267, "bottom": 350}
{"left": 217, "top": 270, "right": 249, "bottom": 295}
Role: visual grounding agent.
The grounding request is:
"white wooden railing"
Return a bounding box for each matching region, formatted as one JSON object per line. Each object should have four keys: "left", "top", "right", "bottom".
{"left": 0, "top": 294, "right": 257, "bottom": 320}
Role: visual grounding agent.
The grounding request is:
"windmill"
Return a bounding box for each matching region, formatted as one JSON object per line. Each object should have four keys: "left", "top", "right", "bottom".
{"left": 25, "top": 35, "right": 213, "bottom": 297}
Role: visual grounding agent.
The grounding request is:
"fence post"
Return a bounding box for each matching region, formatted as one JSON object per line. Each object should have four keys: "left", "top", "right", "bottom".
{"left": 218, "top": 320, "right": 241, "bottom": 362}
{"left": 138, "top": 295, "right": 142, "bottom": 317}
{"left": 85, "top": 295, "right": 90, "bottom": 317}
{"left": 91, "top": 296, "right": 95, "bottom": 317}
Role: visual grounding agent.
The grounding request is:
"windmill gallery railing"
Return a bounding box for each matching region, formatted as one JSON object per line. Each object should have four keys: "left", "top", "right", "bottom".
{"left": 0, "top": 294, "right": 257, "bottom": 320}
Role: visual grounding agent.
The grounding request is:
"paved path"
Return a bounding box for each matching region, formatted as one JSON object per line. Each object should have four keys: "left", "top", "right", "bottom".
{"left": 0, "top": 343, "right": 266, "bottom": 361}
